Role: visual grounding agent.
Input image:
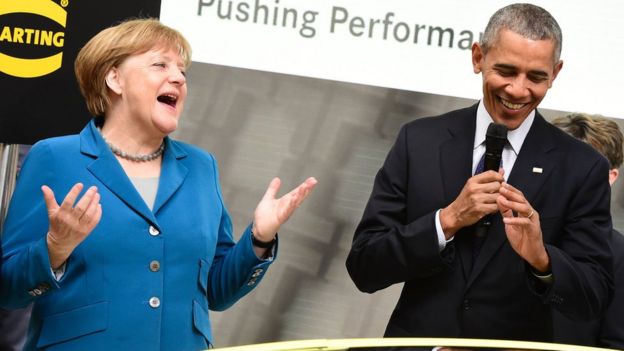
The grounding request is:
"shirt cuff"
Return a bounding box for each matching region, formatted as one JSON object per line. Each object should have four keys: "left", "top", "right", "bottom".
{"left": 531, "top": 269, "right": 553, "bottom": 284}
{"left": 435, "top": 209, "right": 454, "bottom": 251}
{"left": 51, "top": 262, "right": 66, "bottom": 281}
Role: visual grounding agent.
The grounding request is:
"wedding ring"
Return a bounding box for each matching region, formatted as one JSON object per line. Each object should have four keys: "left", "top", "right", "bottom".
{"left": 526, "top": 209, "right": 534, "bottom": 219}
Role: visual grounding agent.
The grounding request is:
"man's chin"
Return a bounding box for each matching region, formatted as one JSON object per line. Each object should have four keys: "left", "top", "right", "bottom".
{"left": 491, "top": 114, "right": 527, "bottom": 130}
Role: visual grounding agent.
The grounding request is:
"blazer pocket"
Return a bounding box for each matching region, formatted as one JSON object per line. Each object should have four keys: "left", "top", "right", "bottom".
{"left": 37, "top": 301, "right": 108, "bottom": 348}
{"left": 193, "top": 299, "right": 213, "bottom": 346}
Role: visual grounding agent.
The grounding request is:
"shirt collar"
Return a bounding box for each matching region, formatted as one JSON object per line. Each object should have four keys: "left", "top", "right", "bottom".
{"left": 474, "top": 100, "right": 535, "bottom": 155}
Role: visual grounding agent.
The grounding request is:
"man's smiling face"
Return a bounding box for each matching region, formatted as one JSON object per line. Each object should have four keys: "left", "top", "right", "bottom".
{"left": 472, "top": 29, "right": 563, "bottom": 130}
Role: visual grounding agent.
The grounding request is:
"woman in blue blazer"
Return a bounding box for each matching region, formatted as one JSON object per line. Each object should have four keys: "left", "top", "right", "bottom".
{"left": 0, "top": 19, "right": 316, "bottom": 350}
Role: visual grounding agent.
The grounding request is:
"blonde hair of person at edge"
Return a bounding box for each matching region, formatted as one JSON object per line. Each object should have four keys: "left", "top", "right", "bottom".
{"left": 0, "top": 18, "right": 317, "bottom": 350}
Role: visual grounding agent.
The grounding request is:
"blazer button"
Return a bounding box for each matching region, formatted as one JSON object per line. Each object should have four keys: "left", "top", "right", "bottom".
{"left": 149, "top": 226, "right": 160, "bottom": 236}
{"left": 149, "top": 261, "right": 161, "bottom": 272}
{"left": 462, "top": 299, "right": 471, "bottom": 311}
{"left": 149, "top": 297, "right": 161, "bottom": 308}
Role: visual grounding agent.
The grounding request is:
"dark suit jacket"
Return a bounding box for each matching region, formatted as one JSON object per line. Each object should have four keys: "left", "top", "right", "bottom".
{"left": 553, "top": 230, "right": 624, "bottom": 348}
{"left": 346, "top": 104, "right": 613, "bottom": 342}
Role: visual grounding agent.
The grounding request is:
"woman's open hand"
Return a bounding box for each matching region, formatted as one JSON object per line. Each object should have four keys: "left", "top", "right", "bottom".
{"left": 252, "top": 177, "right": 317, "bottom": 243}
{"left": 43, "top": 183, "right": 102, "bottom": 269}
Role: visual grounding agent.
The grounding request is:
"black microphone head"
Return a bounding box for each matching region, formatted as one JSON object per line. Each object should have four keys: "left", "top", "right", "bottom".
{"left": 486, "top": 122, "right": 508, "bottom": 139}
{"left": 485, "top": 122, "right": 508, "bottom": 154}
{"left": 483, "top": 123, "right": 508, "bottom": 172}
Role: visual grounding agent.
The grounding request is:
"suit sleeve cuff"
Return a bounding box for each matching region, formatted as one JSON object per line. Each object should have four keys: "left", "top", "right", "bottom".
{"left": 435, "top": 209, "right": 453, "bottom": 252}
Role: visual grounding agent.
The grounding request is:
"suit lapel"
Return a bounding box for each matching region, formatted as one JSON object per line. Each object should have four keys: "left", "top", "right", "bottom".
{"left": 81, "top": 121, "right": 189, "bottom": 225}
{"left": 80, "top": 120, "right": 156, "bottom": 224}
{"left": 152, "top": 139, "right": 188, "bottom": 215}
{"left": 81, "top": 121, "right": 158, "bottom": 225}
{"left": 467, "top": 113, "right": 557, "bottom": 287}
{"left": 506, "top": 114, "right": 557, "bottom": 208}
{"left": 439, "top": 105, "right": 477, "bottom": 281}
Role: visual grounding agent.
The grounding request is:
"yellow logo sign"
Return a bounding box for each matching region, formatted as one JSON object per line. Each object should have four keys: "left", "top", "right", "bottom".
{"left": 0, "top": 0, "right": 67, "bottom": 78}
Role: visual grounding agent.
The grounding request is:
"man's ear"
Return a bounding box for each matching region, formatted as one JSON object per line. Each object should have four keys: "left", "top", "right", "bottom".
{"left": 105, "top": 67, "right": 122, "bottom": 95}
{"left": 549, "top": 60, "right": 563, "bottom": 88}
{"left": 472, "top": 42, "right": 484, "bottom": 74}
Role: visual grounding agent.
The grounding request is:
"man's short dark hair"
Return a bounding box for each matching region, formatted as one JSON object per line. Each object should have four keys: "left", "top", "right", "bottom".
{"left": 481, "top": 3, "right": 562, "bottom": 63}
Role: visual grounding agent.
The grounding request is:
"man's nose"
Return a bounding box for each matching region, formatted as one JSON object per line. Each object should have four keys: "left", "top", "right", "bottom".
{"left": 505, "top": 76, "right": 530, "bottom": 98}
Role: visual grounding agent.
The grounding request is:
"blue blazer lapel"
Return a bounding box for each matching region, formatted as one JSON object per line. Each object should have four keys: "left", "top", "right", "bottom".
{"left": 468, "top": 113, "right": 558, "bottom": 287}
{"left": 80, "top": 120, "right": 157, "bottom": 225}
{"left": 152, "top": 138, "right": 188, "bottom": 215}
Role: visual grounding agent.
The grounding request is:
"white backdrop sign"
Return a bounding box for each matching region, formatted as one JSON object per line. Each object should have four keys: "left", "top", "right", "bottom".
{"left": 161, "top": 0, "right": 624, "bottom": 118}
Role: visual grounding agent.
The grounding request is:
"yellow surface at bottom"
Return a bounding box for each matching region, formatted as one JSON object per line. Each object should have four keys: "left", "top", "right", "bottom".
{"left": 211, "top": 337, "right": 619, "bottom": 351}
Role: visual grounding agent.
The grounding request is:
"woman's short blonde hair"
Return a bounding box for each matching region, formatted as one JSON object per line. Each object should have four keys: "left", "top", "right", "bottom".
{"left": 74, "top": 18, "right": 191, "bottom": 117}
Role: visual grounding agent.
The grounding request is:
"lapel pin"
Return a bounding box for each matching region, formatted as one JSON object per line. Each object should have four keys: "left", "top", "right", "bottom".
{"left": 532, "top": 167, "right": 543, "bottom": 174}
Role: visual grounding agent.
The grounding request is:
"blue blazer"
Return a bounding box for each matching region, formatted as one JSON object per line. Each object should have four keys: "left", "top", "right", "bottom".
{"left": 0, "top": 120, "right": 275, "bottom": 350}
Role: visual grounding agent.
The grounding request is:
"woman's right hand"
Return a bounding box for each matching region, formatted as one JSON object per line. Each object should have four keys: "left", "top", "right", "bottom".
{"left": 42, "top": 183, "right": 102, "bottom": 269}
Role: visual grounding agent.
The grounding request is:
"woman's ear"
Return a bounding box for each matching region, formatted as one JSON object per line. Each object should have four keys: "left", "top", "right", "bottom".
{"left": 105, "top": 67, "right": 122, "bottom": 95}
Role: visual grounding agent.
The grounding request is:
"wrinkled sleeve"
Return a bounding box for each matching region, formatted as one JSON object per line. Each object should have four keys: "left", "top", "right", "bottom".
{"left": 1, "top": 141, "right": 61, "bottom": 308}
{"left": 530, "top": 155, "right": 614, "bottom": 320}
{"left": 346, "top": 125, "right": 452, "bottom": 294}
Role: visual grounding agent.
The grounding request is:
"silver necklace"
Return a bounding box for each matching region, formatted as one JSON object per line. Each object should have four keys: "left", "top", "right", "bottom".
{"left": 97, "top": 127, "right": 165, "bottom": 162}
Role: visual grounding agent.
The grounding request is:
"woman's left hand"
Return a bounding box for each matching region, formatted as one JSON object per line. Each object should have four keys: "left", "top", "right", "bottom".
{"left": 252, "top": 177, "right": 317, "bottom": 242}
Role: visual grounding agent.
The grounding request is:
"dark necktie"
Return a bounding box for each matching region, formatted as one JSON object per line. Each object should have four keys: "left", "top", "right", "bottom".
{"left": 474, "top": 151, "right": 487, "bottom": 175}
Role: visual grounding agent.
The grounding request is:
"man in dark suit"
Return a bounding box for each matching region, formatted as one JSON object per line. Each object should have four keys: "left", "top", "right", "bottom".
{"left": 551, "top": 113, "right": 624, "bottom": 349}
{"left": 346, "top": 3, "right": 613, "bottom": 343}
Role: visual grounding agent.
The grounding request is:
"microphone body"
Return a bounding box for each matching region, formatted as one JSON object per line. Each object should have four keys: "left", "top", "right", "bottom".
{"left": 475, "top": 123, "right": 508, "bottom": 237}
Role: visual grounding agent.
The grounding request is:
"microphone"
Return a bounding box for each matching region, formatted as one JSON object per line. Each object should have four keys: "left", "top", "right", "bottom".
{"left": 475, "top": 122, "right": 508, "bottom": 237}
